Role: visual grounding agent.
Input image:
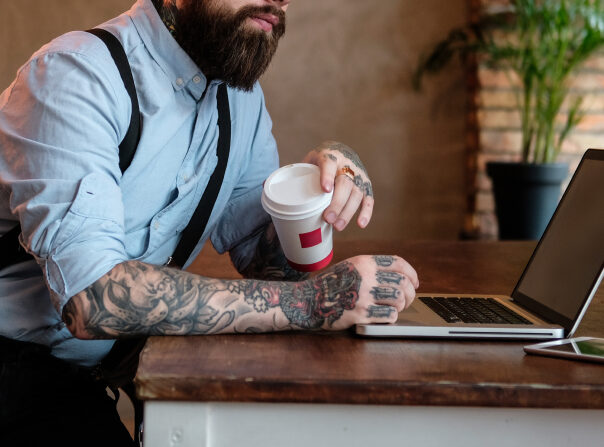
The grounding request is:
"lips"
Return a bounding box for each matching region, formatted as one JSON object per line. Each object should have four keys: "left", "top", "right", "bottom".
{"left": 249, "top": 13, "right": 279, "bottom": 32}
{"left": 254, "top": 14, "right": 279, "bottom": 26}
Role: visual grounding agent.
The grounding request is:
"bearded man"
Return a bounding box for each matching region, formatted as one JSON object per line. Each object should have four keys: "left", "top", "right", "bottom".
{"left": 0, "top": 1, "right": 419, "bottom": 445}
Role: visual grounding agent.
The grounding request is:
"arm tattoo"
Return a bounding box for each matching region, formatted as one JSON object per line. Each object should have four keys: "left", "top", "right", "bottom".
{"left": 367, "top": 305, "right": 395, "bottom": 318}
{"left": 62, "top": 260, "right": 361, "bottom": 338}
{"left": 233, "top": 261, "right": 361, "bottom": 329}
{"left": 373, "top": 255, "right": 395, "bottom": 267}
{"left": 63, "top": 263, "right": 236, "bottom": 337}
{"left": 376, "top": 271, "right": 404, "bottom": 285}
{"left": 370, "top": 286, "right": 400, "bottom": 300}
{"left": 240, "top": 223, "right": 308, "bottom": 281}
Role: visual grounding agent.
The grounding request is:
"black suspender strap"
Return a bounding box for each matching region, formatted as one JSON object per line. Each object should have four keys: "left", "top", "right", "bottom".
{"left": 1, "top": 29, "right": 231, "bottom": 272}
{"left": 0, "top": 28, "right": 141, "bottom": 271}
{"left": 85, "top": 28, "right": 141, "bottom": 173}
{"left": 168, "top": 83, "right": 231, "bottom": 268}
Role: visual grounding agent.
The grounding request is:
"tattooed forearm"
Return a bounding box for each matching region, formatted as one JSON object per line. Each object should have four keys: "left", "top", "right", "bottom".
{"left": 62, "top": 259, "right": 361, "bottom": 339}
{"left": 232, "top": 261, "right": 360, "bottom": 329}
{"left": 370, "top": 286, "right": 400, "bottom": 300}
{"left": 62, "top": 262, "right": 237, "bottom": 338}
{"left": 240, "top": 222, "right": 308, "bottom": 281}
{"left": 367, "top": 305, "right": 395, "bottom": 318}
{"left": 373, "top": 255, "right": 395, "bottom": 267}
{"left": 376, "top": 271, "right": 404, "bottom": 285}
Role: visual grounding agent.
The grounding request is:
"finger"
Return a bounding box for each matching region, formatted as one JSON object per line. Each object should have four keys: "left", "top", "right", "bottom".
{"left": 316, "top": 152, "right": 338, "bottom": 193}
{"left": 357, "top": 195, "right": 374, "bottom": 229}
{"left": 333, "top": 187, "right": 363, "bottom": 231}
{"left": 402, "top": 279, "right": 417, "bottom": 309}
{"left": 301, "top": 150, "right": 316, "bottom": 165}
{"left": 366, "top": 305, "right": 398, "bottom": 323}
{"left": 370, "top": 271, "right": 408, "bottom": 312}
{"left": 369, "top": 285, "right": 405, "bottom": 312}
{"left": 323, "top": 174, "right": 353, "bottom": 225}
{"left": 398, "top": 260, "right": 419, "bottom": 290}
{"left": 373, "top": 255, "right": 419, "bottom": 289}
{"left": 405, "top": 262, "right": 420, "bottom": 289}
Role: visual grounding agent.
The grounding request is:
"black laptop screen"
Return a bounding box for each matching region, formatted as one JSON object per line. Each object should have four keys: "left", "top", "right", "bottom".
{"left": 513, "top": 150, "right": 604, "bottom": 327}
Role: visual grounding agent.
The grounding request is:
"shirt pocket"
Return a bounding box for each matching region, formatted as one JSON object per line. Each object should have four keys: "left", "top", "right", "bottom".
{"left": 44, "top": 172, "right": 124, "bottom": 257}
{"left": 68, "top": 172, "right": 124, "bottom": 223}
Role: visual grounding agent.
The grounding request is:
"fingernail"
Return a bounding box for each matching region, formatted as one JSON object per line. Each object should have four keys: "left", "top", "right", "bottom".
{"left": 335, "top": 219, "right": 346, "bottom": 230}
{"left": 359, "top": 218, "right": 367, "bottom": 228}
{"left": 325, "top": 212, "right": 336, "bottom": 223}
{"left": 324, "top": 182, "right": 333, "bottom": 192}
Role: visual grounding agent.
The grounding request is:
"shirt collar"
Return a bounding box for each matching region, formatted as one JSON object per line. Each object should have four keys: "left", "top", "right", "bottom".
{"left": 127, "top": 0, "right": 209, "bottom": 100}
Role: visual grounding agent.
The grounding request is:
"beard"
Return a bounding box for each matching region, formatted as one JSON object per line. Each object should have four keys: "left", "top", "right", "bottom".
{"left": 173, "top": 1, "right": 286, "bottom": 91}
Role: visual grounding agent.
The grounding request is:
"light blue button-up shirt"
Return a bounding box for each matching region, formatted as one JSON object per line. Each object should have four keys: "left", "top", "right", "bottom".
{"left": 0, "top": 0, "right": 279, "bottom": 366}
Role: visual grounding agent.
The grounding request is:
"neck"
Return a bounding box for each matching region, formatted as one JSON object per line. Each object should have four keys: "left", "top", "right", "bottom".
{"left": 151, "top": 0, "right": 178, "bottom": 36}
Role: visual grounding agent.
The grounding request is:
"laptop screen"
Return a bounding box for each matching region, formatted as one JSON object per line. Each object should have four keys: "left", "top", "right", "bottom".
{"left": 513, "top": 149, "right": 604, "bottom": 329}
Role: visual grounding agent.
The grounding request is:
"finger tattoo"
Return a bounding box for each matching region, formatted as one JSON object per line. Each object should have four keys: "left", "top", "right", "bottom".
{"left": 318, "top": 142, "right": 374, "bottom": 197}
{"left": 376, "top": 271, "right": 404, "bottom": 285}
{"left": 367, "top": 305, "right": 395, "bottom": 318}
{"left": 324, "top": 153, "right": 337, "bottom": 163}
{"left": 373, "top": 255, "right": 395, "bottom": 267}
{"left": 370, "top": 286, "right": 400, "bottom": 300}
{"left": 351, "top": 169, "right": 374, "bottom": 197}
{"left": 327, "top": 142, "right": 367, "bottom": 174}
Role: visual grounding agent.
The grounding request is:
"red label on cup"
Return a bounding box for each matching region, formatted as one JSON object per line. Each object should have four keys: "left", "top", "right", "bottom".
{"left": 299, "top": 228, "right": 322, "bottom": 248}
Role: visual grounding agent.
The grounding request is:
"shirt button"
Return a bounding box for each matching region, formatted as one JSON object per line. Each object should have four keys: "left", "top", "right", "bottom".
{"left": 176, "top": 78, "right": 184, "bottom": 86}
{"left": 153, "top": 222, "right": 160, "bottom": 230}
{"left": 193, "top": 76, "right": 202, "bottom": 84}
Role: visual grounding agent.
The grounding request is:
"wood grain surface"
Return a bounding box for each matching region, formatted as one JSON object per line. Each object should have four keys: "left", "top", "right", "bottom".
{"left": 136, "top": 241, "right": 604, "bottom": 408}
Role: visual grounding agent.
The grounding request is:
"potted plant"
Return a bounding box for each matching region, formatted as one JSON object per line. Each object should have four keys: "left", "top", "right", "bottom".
{"left": 414, "top": 0, "right": 604, "bottom": 239}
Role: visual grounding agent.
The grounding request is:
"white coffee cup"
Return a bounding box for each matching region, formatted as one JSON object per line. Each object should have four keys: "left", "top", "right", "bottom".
{"left": 262, "top": 163, "right": 334, "bottom": 272}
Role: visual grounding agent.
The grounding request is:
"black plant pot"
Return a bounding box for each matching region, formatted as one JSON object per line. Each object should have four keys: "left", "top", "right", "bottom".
{"left": 486, "top": 161, "right": 569, "bottom": 240}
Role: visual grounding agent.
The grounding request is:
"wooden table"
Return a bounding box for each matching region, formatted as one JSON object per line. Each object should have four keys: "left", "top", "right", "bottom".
{"left": 136, "top": 241, "right": 604, "bottom": 447}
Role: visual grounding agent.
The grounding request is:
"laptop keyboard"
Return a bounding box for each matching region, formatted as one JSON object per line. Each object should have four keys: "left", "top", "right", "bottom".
{"left": 419, "top": 297, "right": 533, "bottom": 325}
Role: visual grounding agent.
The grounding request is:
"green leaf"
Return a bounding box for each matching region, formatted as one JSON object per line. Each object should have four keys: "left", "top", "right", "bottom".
{"left": 414, "top": 0, "right": 604, "bottom": 162}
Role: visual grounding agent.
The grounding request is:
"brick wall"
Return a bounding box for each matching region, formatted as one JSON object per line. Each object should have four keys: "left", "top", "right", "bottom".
{"left": 465, "top": 0, "right": 604, "bottom": 239}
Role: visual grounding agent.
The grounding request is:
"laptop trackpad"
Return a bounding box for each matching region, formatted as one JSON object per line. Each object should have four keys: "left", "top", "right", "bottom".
{"left": 395, "top": 301, "right": 443, "bottom": 326}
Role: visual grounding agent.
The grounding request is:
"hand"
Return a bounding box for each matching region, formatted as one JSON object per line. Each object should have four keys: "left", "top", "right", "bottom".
{"left": 298, "top": 255, "right": 419, "bottom": 331}
{"left": 302, "top": 141, "right": 374, "bottom": 231}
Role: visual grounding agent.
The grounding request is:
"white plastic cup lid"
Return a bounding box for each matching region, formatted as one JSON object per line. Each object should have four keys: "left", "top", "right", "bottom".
{"left": 262, "top": 163, "right": 333, "bottom": 220}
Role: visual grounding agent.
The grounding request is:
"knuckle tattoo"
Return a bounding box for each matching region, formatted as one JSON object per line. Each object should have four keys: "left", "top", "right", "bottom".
{"left": 373, "top": 255, "right": 395, "bottom": 267}
{"left": 367, "top": 305, "right": 395, "bottom": 318}
{"left": 370, "top": 286, "right": 400, "bottom": 300}
{"left": 376, "top": 271, "right": 404, "bottom": 285}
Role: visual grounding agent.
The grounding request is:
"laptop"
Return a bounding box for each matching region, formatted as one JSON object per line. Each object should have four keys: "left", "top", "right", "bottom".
{"left": 357, "top": 148, "right": 604, "bottom": 340}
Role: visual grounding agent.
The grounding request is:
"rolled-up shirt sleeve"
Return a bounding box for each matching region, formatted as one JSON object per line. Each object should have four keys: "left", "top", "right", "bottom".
{"left": 210, "top": 86, "right": 279, "bottom": 272}
{"left": 0, "top": 39, "right": 131, "bottom": 311}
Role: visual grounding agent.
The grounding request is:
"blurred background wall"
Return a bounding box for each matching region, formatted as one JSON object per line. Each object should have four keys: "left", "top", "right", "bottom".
{"left": 0, "top": 0, "right": 469, "bottom": 242}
